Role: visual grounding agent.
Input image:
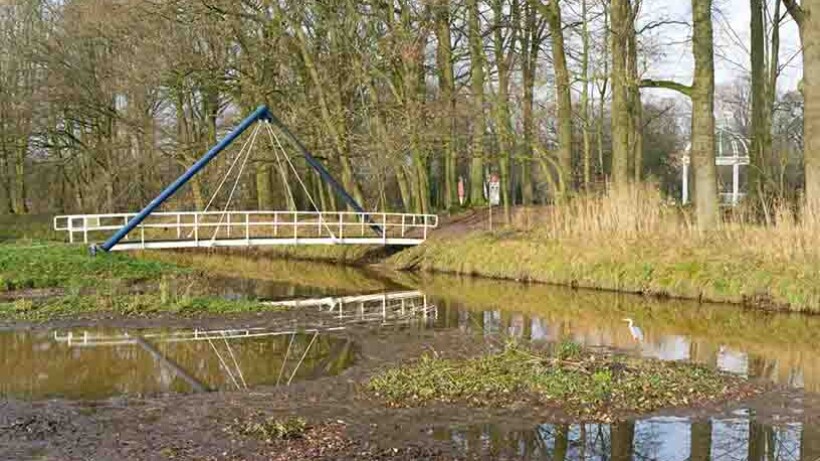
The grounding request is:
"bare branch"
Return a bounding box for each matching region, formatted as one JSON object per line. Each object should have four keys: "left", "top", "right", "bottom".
{"left": 640, "top": 79, "right": 693, "bottom": 97}
{"left": 637, "top": 20, "right": 690, "bottom": 35}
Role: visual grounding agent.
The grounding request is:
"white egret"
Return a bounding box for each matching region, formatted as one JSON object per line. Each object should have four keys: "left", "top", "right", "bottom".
{"left": 622, "top": 318, "right": 644, "bottom": 343}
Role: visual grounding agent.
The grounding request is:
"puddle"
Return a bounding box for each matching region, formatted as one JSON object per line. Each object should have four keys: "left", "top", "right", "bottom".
{"left": 434, "top": 410, "right": 815, "bottom": 460}
{"left": 0, "top": 327, "right": 355, "bottom": 400}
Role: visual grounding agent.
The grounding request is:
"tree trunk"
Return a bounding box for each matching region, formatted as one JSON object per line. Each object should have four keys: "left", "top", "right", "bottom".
{"left": 256, "top": 162, "right": 273, "bottom": 210}
{"left": 580, "top": 0, "right": 592, "bottom": 190}
{"left": 434, "top": 0, "right": 458, "bottom": 210}
{"left": 553, "top": 425, "right": 569, "bottom": 458}
{"left": 597, "top": 5, "right": 610, "bottom": 181}
{"left": 396, "top": 166, "right": 413, "bottom": 212}
{"left": 292, "top": 25, "right": 365, "bottom": 209}
{"left": 520, "top": 0, "right": 540, "bottom": 204}
{"left": 491, "top": 0, "right": 517, "bottom": 222}
{"left": 750, "top": 0, "right": 771, "bottom": 204}
{"left": 691, "top": 0, "right": 719, "bottom": 229}
{"left": 784, "top": 0, "right": 819, "bottom": 203}
{"left": 610, "top": 0, "right": 631, "bottom": 190}
{"left": 690, "top": 421, "right": 712, "bottom": 461}
{"left": 468, "top": 0, "right": 486, "bottom": 205}
{"left": 546, "top": 0, "right": 573, "bottom": 195}
{"left": 13, "top": 140, "right": 27, "bottom": 214}
{"left": 802, "top": 422, "right": 820, "bottom": 460}
{"left": 610, "top": 421, "right": 634, "bottom": 461}
{"left": 0, "top": 155, "right": 11, "bottom": 214}
{"left": 627, "top": 8, "right": 643, "bottom": 181}
{"left": 748, "top": 420, "right": 765, "bottom": 461}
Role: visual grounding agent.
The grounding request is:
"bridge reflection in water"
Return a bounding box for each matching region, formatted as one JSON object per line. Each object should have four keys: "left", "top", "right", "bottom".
{"left": 0, "top": 291, "right": 436, "bottom": 400}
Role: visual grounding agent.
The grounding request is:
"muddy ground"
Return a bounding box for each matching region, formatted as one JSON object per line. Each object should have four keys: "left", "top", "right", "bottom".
{"left": 0, "top": 310, "right": 810, "bottom": 461}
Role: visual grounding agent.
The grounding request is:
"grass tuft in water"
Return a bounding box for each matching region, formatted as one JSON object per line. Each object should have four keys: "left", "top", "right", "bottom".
{"left": 367, "top": 342, "right": 758, "bottom": 420}
{"left": 226, "top": 416, "right": 308, "bottom": 442}
{"left": 0, "top": 292, "right": 285, "bottom": 320}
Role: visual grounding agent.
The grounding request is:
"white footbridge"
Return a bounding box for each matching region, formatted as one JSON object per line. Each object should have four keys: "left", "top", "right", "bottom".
{"left": 52, "top": 105, "right": 438, "bottom": 252}
{"left": 53, "top": 210, "right": 438, "bottom": 251}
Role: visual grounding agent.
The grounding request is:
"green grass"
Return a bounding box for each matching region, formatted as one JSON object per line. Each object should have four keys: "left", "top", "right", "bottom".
{"left": 0, "top": 292, "right": 286, "bottom": 321}
{"left": 0, "top": 242, "right": 186, "bottom": 292}
{"left": 367, "top": 342, "right": 756, "bottom": 420}
{"left": 390, "top": 230, "right": 820, "bottom": 313}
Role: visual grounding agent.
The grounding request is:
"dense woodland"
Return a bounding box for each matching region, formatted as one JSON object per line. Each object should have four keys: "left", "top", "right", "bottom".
{"left": 0, "top": 0, "right": 812, "bottom": 228}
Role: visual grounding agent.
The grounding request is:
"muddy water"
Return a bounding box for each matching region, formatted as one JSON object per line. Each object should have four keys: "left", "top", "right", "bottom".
{"left": 420, "top": 273, "right": 820, "bottom": 392}
{"left": 7, "top": 256, "right": 820, "bottom": 459}
{"left": 0, "top": 327, "right": 355, "bottom": 400}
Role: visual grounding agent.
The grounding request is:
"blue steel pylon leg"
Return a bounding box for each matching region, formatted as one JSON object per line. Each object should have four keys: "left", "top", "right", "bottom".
{"left": 97, "top": 105, "right": 378, "bottom": 253}
{"left": 98, "top": 106, "right": 272, "bottom": 252}
{"left": 264, "top": 113, "right": 383, "bottom": 237}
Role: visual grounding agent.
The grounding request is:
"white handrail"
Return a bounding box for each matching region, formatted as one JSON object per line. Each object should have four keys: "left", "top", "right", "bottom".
{"left": 53, "top": 210, "right": 439, "bottom": 248}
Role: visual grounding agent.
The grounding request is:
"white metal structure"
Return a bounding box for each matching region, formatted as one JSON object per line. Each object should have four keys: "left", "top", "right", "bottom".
{"left": 266, "top": 290, "right": 436, "bottom": 325}
{"left": 51, "top": 291, "right": 437, "bottom": 392}
{"left": 681, "top": 127, "right": 750, "bottom": 207}
{"left": 53, "top": 210, "right": 438, "bottom": 251}
{"left": 53, "top": 291, "right": 437, "bottom": 349}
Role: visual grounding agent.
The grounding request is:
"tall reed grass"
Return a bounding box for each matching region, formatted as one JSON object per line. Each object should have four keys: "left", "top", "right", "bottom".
{"left": 395, "top": 184, "right": 820, "bottom": 311}
{"left": 511, "top": 183, "right": 820, "bottom": 262}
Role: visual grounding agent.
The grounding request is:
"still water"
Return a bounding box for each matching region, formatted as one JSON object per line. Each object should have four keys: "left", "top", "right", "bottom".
{"left": 421, "top": 274, "right": 820, "bottom": 392}
{"left": 0, "top": 327, "right": 355, "bottom": 400}
{"left": 434, "top": 411, "right": 817, "bottom": 460}
{"left": 5, "top": 257, "right": 820, "bottom": 458}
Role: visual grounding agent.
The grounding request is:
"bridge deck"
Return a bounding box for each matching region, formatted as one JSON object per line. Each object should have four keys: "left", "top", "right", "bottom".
{"left": 54, "top": 211, "right": 438, "bottom": 251}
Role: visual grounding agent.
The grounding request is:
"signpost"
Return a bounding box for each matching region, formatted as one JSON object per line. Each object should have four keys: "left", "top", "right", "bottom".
{"left": 488, "top": 173, "right": 500, "bottom": 231}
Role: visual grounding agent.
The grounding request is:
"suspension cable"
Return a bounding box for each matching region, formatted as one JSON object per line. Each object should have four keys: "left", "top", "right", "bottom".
{"left": 184, "top": 124, "right": 259, "bottom": 239}
{"left": 265, "top": 124, "right": 297, "bottom": 211}
{"left": 209, "top": 123, "right": 261, "bottom": 243}
{"left": 202, "top": 122, "right": 259, "bottom": 213}
{"left": 264, "top": 123, "right": 338, "bottom": 238}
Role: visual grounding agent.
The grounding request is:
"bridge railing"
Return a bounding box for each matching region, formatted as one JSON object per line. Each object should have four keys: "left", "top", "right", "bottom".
{"left": 53, "top": 210, "right": 439, "bottom": 248}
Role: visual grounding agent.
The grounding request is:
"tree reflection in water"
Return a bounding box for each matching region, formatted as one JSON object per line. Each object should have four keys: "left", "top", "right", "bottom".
{"left": 436, "top": 410, "right": 807, "bottom": 460}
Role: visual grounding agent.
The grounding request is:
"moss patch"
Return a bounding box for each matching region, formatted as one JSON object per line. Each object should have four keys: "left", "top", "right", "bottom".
{"left": 367, "top": 343, "right": 758, "bottom": 421}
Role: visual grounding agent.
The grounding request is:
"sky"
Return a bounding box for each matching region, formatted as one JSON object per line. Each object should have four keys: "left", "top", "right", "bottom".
{"left": 639, "top": 0, "right": 802, "bottom": 93}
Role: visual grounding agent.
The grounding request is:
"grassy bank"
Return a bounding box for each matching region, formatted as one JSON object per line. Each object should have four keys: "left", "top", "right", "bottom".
{"left": 0, "top": 242, "right": 185, "bottom": 292}
{"left": 391, "top": 188, "right": 820, "bottom": 313}
{"left": 367, "top": 342, "right": 758, "bottom": 421}
{"left": 239, "top": 244, "right": 386, "bottom": 264}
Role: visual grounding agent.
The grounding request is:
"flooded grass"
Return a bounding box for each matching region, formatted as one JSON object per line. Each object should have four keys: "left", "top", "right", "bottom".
{"left": 0, "top": 292, "right": 285, "bottom": 321}
{"left": 367, "top": 342, "right": 759, "bottom": 421}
